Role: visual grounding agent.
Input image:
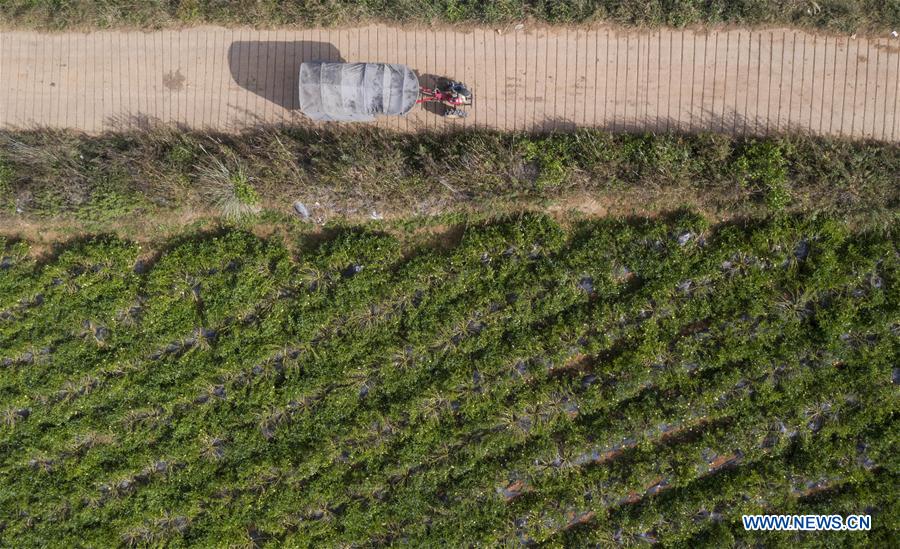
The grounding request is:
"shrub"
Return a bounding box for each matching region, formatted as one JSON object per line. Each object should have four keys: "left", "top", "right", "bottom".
{"left": 519, "top": 136, "right": 576, "bottom": 190}
{"left": 733, "top": 141, "right": 791, "bottom": 211}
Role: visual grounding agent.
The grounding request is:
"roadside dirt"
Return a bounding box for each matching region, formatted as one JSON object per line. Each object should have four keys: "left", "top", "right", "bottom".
{"left": 1, "top": 24, "right": 898, "bottom": 139}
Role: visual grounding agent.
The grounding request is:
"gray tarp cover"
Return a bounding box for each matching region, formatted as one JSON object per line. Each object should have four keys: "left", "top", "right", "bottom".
{"left": 298, "top": 62, "right": 419, "bottom": 122}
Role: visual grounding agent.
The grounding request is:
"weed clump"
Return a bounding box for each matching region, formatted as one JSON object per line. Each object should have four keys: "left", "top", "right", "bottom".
{"left": 196, "top": 147, "right": 261, "bottom": 219}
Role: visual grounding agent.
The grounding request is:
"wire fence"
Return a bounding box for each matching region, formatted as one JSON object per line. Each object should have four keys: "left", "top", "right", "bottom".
{"left": 1, "top": 26, "right": 898, "bottom": 140}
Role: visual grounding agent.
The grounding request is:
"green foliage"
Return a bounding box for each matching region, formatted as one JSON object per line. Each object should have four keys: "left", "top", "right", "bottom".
{"left": 734, "top": 140, "right": 791, "bottom": 211}
{"left": 0, "top": 212, "right": 896, "bottom": 546}
{"left": 74, "top": 172, "right": 147, "bottom": 224}
{"left": 519, "top": 135, "right": 575, "bottom": 190}
{"left": 232, "top": 173, "right": 260, "bottom": 206}
{"left": 0, "top": 158, "right": 12, "bottom": 213}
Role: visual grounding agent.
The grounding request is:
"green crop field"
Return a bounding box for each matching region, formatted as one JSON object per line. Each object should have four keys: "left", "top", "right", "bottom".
{"left": 1, "top": 212, "right": 897, "bottom": 546}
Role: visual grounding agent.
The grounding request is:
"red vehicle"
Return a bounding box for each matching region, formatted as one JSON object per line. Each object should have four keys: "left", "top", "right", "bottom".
{"left": 298, "top": 62, "right": 472, "bottom": 122}
{"left": 417, "top": 80, "right": 473, "bottom": 119}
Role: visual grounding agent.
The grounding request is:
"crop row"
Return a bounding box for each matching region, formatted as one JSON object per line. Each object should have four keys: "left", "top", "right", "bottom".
{"left": 0, "top": 213, "right": 896, "bottom": 546}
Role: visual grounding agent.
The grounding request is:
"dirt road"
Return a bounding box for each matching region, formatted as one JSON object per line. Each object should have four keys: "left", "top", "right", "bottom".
{"left": 1, "top": 25, "right": 898, "bottom": 139}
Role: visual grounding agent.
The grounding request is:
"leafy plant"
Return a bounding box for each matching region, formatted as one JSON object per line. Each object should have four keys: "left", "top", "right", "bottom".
{"left": 0, "top": 213, "right": 896, "bottom": 547}
{"left": 733, "top": 141, "right": 791, "bottom": 211}
{"left": 519, "top": 136, "right": 575, "bottom": 190}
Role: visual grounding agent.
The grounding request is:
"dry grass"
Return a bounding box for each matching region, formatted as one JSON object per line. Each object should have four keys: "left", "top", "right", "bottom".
{"left": 196, "top": 145, "right": 262, "bottom": 219}
{"left": 1, "top": 1, "right": 898, "bottom": 34}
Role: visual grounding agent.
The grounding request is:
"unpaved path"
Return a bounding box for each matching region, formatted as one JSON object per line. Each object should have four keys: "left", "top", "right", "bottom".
{"left": 1, "top": 25, "right": 898, "bottom": 140}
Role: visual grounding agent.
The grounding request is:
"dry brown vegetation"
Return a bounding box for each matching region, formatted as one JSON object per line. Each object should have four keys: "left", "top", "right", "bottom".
{"left": 1, "top": 0, "right": 898, "bottom": 34}
{"left": 1, "top": 127, "right": 897, "bottom": 247}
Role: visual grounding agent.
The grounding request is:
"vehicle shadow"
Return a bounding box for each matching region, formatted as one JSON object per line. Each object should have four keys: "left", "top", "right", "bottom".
{"left": 228, "top": 41, "right": 343, "bottom": 110}
{"left": 417, "top": 73, "right": 454, "bottom": 117}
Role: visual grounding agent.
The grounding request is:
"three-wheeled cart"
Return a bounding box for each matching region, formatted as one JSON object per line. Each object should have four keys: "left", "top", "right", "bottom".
{"left": 298, "top": 62, "right": 472, "bottom": 122}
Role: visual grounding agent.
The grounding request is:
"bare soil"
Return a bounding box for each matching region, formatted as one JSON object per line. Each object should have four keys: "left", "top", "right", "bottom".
{"left": 1, "top": 25, "right": 897, "bottom": 140}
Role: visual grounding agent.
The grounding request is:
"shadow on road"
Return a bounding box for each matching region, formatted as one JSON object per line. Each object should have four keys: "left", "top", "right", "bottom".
{"left": 228, "top": 41, "right": 343, "bottom": 110}
{"left": 416, "top": 73, "right": 450, "bottom": 117}
{"left": 416, "top": 73, "right": 476, "bottom": 118}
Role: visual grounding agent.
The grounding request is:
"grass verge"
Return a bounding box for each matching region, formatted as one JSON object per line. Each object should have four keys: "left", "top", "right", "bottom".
{"left": 1, "top": 0, "right": 899, "bottom": 33}
{"left": 0, "top": 127, "right": 898, "bottom": 245}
